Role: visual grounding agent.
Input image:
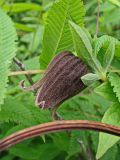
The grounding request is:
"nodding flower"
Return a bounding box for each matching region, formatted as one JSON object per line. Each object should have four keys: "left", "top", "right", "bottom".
{"left": 21, "top": 51, "right": 90, "bottom": 109}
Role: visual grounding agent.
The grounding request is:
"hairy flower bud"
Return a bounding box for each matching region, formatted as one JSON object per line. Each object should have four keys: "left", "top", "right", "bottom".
{"left": 35, "top": 51, "right": 90, "bottom": 109}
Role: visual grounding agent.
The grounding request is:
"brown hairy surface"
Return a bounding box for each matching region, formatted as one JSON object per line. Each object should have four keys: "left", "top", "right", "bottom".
{"left": 36, "top": 51, "right": 90, "bottom": 108}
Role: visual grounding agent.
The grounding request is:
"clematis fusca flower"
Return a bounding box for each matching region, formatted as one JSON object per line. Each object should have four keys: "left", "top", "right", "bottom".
{"left": 21, "top": 51, "right": 90, "bottom": 110}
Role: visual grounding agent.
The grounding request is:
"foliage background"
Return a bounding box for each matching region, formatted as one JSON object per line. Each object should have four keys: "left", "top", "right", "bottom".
{"left": 0, "top": 0, "right": 120, "bottom": 160}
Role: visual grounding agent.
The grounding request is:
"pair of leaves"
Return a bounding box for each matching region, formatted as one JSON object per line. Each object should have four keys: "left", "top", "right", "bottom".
{"left": 69, "top": 21, "right": 116, "bottom": 82}
{"left": 0, "top": 9, "right": 17, "bottom": 106}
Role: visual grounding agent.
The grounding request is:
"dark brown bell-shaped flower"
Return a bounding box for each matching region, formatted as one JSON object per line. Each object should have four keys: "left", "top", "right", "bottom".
{"left": 35, "top": 51, "right": 90, "bottom": 109}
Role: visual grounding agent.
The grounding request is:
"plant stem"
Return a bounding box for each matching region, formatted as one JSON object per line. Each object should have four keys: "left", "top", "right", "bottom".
{"left": 9, "top": 70, "right": 45, "bottom": 76}
{"left": 96, "top": 0, "right": 100, "bottom": 37}
{"left": 13, "top": 58, "right": 34, "bottom": 85}
{"left": 1, "top": 120, "right": 120, "bottom": 152}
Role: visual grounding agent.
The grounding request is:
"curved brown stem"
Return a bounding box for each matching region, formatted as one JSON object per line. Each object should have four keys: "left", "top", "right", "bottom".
{"left": 1, "top": 120, "right": 120, "bottom": 152}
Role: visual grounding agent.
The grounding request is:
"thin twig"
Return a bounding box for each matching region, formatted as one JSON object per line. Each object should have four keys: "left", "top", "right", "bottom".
{"left": 13, "top": 58, "right": 34, "bottom": 85}
{"left": 1, "top": 120, "right": 120, "bottom": 152}
{"left": 9, "top": 70, "right": 45, "bottom": 76}
{"left": 96, "top": 0, "right": 100, "bottom": 37}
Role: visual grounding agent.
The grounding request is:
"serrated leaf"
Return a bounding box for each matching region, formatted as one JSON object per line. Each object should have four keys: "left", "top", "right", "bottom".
{"left": 96, "top": 103, "right": 120, "bottom": 159}
{"left": 108, "top": 72, "right": 120, "bottom": 102}
{"left": 0, "top": 9, "right": 17, "bottom": 106}
{"left": 81, "top": 73, "right": 100, "bottom": 86}
{"left": 94, "top": 35, "right": 120, "bottom": 59}
{"left": 103, "top": 40, "right": 115, "bottom": 72}
{"left": 40, "top": 0, "right": 85, "bottom": 69}
{"left": 94, "top": 82, "right": 118, "bottom": 102}
{"left": 0, "top": 95, "right": 51, "bottom": 126}
{"left": 69, "top": 21, "right": 103, "bottom": 73}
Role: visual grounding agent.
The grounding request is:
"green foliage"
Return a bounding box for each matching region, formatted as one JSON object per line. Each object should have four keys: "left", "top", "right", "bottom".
{"left": 108, "top": 72, "right": 120, "bottom": 103}
{"left": 96, "top": 103, "right": 120, "bottom": 159}
{"left": 94, "top": 82, "right": 118, "bottom": 102}
{"left": 103, "top": 40, "right": 115, "bottom": 73}
{"left": 3, "top": 3, "right": 42, "bottom": 13}
{"left": 0, "top": 93, "right": 51, "bottom": 127}
{"left": 40, "top": 0, "right": 85, "bottom": 69}
{"left": 0, "top": 0, "right": 120, "bottom": 160}
{"left": 94, "top": 35, "right": 120, "bottom": 58}
{"left": 85, "top": 1, "right": 120, "bottom": 39}
{"left": 69, "top": 21, "right": 107, "bottom": 81}
{"left": 0, "top": 9, "right": 17, "bottom": 106}
{"left": 109, "top": 0, "right": 120, "bottom": 7}
{"left": 9, "top": 143, "right": 61, "bottom": 160}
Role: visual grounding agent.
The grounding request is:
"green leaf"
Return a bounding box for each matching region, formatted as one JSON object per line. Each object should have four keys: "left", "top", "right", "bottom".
{"left": 109, "top": 0, "right": 120, "bottom": 7}
{"left": 69, "top": 21, "right": 103, "bottom": 73}
{"left": 0, "top": 0, "right": 5, "bottom": 6}
{"left": 66, "top": 131, "right": 88, "bottom": 160}
{"left": 10, "top": 142, "right": 60, "bottom": 160}
{"left": 94, "top": 35, "right": 120, "bottom": 59}
{"left": 15, "top": 23, "right": 35, "bottom": 32}
{"left": 40, "top": 0, "right": 85, "bottom": 69}
{"left": 69, "top": 21, "right": 92, "bottom": 60}
{"left": 103, "top": 40, "right": 115, "bottom": 72}
{"left": 96, "top": 103, "right": 120, "bottom": 159}
{"left": 108, "top": 72, "right": 120, "bottom": 103}
{"left": 0, "top": 95, "right": 51, "bottom": 126}
{"left": 0, "top": 9, "right": 17, "bottom": 106}
{"left": 94, "top": 82, "right": 118, "bottom": 102}
{"left": 3, "top": 3, "right": 42, "bottom": 13}
{"left": 81, "top": 73, "right": 100, "bottom": 86}
{"left": 34, "top": 143, "right": 61, "bottom": 160}
{"left": 50, "top": 133, "right": 69, "bottom": 152}
{"left": 9, "top": 144, "right": 40, "bottom": 160}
